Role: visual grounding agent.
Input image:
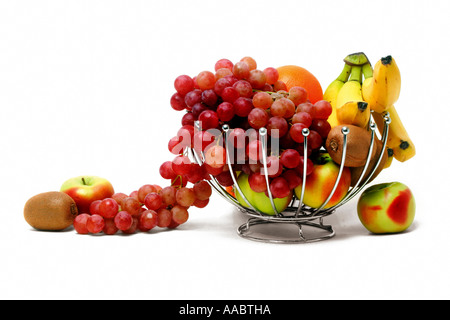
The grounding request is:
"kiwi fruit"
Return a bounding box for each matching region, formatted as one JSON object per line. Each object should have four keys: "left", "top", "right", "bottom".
{"left": 326, "top": 125, "right": 375, "bottom": 167}
{"left": 350, "top": 137, "right": 388, "bottom": 186}
{"left": 24, "top": 191, "right": 78, "bottom": 231}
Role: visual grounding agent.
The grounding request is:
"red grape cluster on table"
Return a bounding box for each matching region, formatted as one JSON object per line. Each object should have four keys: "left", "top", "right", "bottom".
{"left": 73, "top": 181, "right": 212, "bottom": 235}
{"left": 165, "top": 56, "right": 333, "bottom": 201}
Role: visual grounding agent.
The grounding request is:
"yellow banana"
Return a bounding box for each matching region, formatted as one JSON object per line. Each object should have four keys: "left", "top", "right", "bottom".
{"left": 362, "top": 55, "right": 401, "bottom": 113}
{"left": 336, "top": 65, "right": 362, "bottom": 108}
{"left": 384, "top": 147, "right": 394, "bottom": 169}
{"left": 372, "top": 106, "right": 415, "bottom": 162}
{"left": 336, "top": 101, "right": 370, "bottom": 128}
{"left": 334, "top": 65, "right": 371, "bottom": 128}
{"left": 323, "top": 63, "right": 351, "bottom": 128}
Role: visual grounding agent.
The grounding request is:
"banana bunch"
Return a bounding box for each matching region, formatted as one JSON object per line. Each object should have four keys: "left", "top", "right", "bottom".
{"left": 323, "top": 52, "right": 371, "bottom": 129}
{"left": 324, "top": 53, "right": 415, "bottom": 164}
{"left": 362, "top": 56, "right": 415, "bottom": 162}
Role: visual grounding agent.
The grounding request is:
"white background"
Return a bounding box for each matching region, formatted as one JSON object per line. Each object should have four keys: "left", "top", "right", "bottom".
{"left": 1, "top": 0, "right": 449, "bottom": 300}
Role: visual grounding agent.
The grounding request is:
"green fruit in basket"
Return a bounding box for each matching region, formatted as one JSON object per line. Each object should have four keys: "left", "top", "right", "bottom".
{"left": 234, "top": 173, "right": 292, "bottom": 215}
{"left": 295, "top": 153, "right": 351, "bottom": 209}
{"left": 357, "top": 182, "right": 415, "bottom": 234}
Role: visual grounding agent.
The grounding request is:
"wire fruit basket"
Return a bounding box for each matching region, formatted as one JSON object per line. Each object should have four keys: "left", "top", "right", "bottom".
{"left": 189, "top": 112, "right": 391, "bottom": 243}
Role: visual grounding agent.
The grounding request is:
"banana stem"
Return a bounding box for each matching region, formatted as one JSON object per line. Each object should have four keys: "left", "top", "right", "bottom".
{"left": 362, "top": 63, "right": 373, "bottom": 79}
{"left": 336, "top": 64, "right": 352, "bottom": 82}
{"left": 344, "top": 52, "right": 369, "bottom": 66}
{"left": 348, "top": 66, "right": 362, "bottom": 83}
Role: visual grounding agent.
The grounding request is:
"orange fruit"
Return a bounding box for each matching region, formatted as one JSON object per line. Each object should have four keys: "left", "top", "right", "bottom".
{"left": 226, "top": 186, "right": 235, "bottom": 198}
{"left": 276, "top": 65, "right": 323, "bottom": 104}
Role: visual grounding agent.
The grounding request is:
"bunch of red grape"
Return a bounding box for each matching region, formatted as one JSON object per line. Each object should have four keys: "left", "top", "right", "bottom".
{"left": 73, "top": 182, "right": 212, "bottom": 235}
{"left": 164, "top": 56, "right": 332, "bottom": 202}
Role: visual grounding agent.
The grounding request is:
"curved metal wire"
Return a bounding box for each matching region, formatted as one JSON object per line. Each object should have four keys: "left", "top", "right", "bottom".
{"left": 189, "top": 115, "right": 391, "bottom": 243}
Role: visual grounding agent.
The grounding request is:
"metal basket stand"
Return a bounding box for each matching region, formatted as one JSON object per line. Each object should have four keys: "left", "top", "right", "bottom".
{"left": 189, "top": 112, "right": 390, "bottom": 244}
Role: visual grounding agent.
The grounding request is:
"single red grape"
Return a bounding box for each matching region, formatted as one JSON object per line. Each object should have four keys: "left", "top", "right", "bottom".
{"left": 308, "top": 130, "right": 323, "bottom": 150}
{"left": 267, "top": 116, "right": 288, "bottom": 138}
{"left": 263, "top": 67, "right": 279, "bottom": 85}
{"left": 205, "top": 145, "right": 226, "bottom": 169}
{"left": 174, "top": 75, "right": 195, "bottom": 96}
{"left": 233, "top": 61, "right": 250, "bottom": 79}
{"left": 215, "top": 58, "right": 233, "bottom": 71}
{"left": 86, "top": 214, "right": 105, "bottom": 234}
{"left": 217, "top": 102, "right": 235, "bottom": 122}
{"left": 73, "top": 213, "right": 90, "bottom": 234}
{"left": 233, "top": 97, "right": 254, "bottom": 117}
{"left": 98, "top": 198, "right": 119, "bottom": 219}
{"left": 89, "top": 200, "right": 101, "bottom": 215}
{"left": 139, "top": 210, "right": 158, "bottom": 231}
{"left": 111, "top": 193, "right": 128, "bottom": 207}
{"left": 114, "top": 211, "right": 133, "bottom": 231}
{"left": 171, "top": 205, "right": 189, "bottom": 224}
{"left": 269, "top": 177, "right": 290, "bottom": 199}
{"left": 196, "top": 71, "right": 216, "bottom": 90}
{"left": 103, "top": 218, "right": 119, "bottom": 235}
{"left": 296, "top": 102, "right": 316, "bottom": 118}
{"left": 144, "top": 192, "right": 163, "bottom": 211}
{"left": 170, "top": 92, "right": 187, "bottom": 111}
{"left": 160, "top": 161, "right": 177, "bottom": 180}
{"left": 232, "top": 80, "right": 253, "bottom": 98}
{"left": 221, "top": 86, "right": 240, "bottom": 103}
{"left": 172, "top": 155, "right": 192, "bottom": 175}
{"left": 310, "top": 119, "right": 331, "bottom": 139}
{"left": 240, "top": 57, "right": 257, "bottom": 70}
{"left": 314, "top": 100, "right": 333, "bottom": 120}
{"left": 247, "top": 69, "right": 266, "bottom": 89}
{"left": 184, "top": 89, "right": 202, "bottom": 109}
{"left": 157, "top": 208, "right": 172, "bottom": 228}
{"left": 248, "top": 108, "right": 269, "bottom": 129}
{"left": 198, "top": 110, "right": 219, "bottom": 130}
{"left": 289, "top": 123, "right": 308, "bottom": 143}
{"left": 280, "top": 149, "right": 301, "bottom": 169}
{"left": 292, "top": 111, "right": 313, "bottom": 127}
{"left": 248, "top": 172, "right": 268, "bottom": 193}
{"left": 121, "top": 197, "right": 142, "bottom": 216}
{"left": 193, "top": 180, "right": 212, "bottom": 200}
{"left": 138, "top": 184, "right": 158, "bottom": 203}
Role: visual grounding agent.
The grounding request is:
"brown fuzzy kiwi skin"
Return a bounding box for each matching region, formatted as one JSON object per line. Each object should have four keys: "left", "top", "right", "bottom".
{"left": 350, "top": 138, "right": 388, "bottom": 187}
{"left": 325, "top": 125, "right": 375, "bottom": 167}
{"left": 24, "top": 191, "right": 78, "bottom": 231}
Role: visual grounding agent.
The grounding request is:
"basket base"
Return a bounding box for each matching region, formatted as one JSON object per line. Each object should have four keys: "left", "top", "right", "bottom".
{"left": 237, "top": 217, "right": 335, "bottom": 244}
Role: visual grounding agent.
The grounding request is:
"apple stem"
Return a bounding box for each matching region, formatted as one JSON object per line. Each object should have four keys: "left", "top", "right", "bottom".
{"left": 81, "top": 177, "right": 86, "bottom": 185}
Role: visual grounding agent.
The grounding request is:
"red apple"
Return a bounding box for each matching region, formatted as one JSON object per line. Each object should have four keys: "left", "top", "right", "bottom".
{"left": 294, "top": 153, "right": 351, "bottom": 209}
{"left": 357, "top": 182, "right": 415, "bottom": 234}
{"left": 60, "top": 176, "right": 114, "bottom": 214}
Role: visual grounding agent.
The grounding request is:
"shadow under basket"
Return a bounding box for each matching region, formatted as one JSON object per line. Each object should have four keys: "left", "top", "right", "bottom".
{"left": 190, "top": 112, "right": 391, "bottom": 244}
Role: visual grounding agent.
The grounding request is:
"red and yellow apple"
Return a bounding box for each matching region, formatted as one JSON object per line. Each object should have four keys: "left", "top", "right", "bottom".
{"left": 234, "top": 173, "right": 292, "bottom": 215}
{"left": 357, "top": 182, "right": 415, "bottom": 234}
{"left": 60, "top": 176, "right": 115, "bottom": 214}
{"left": 295, "top": 153, "right": 351, "bottom": 209}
